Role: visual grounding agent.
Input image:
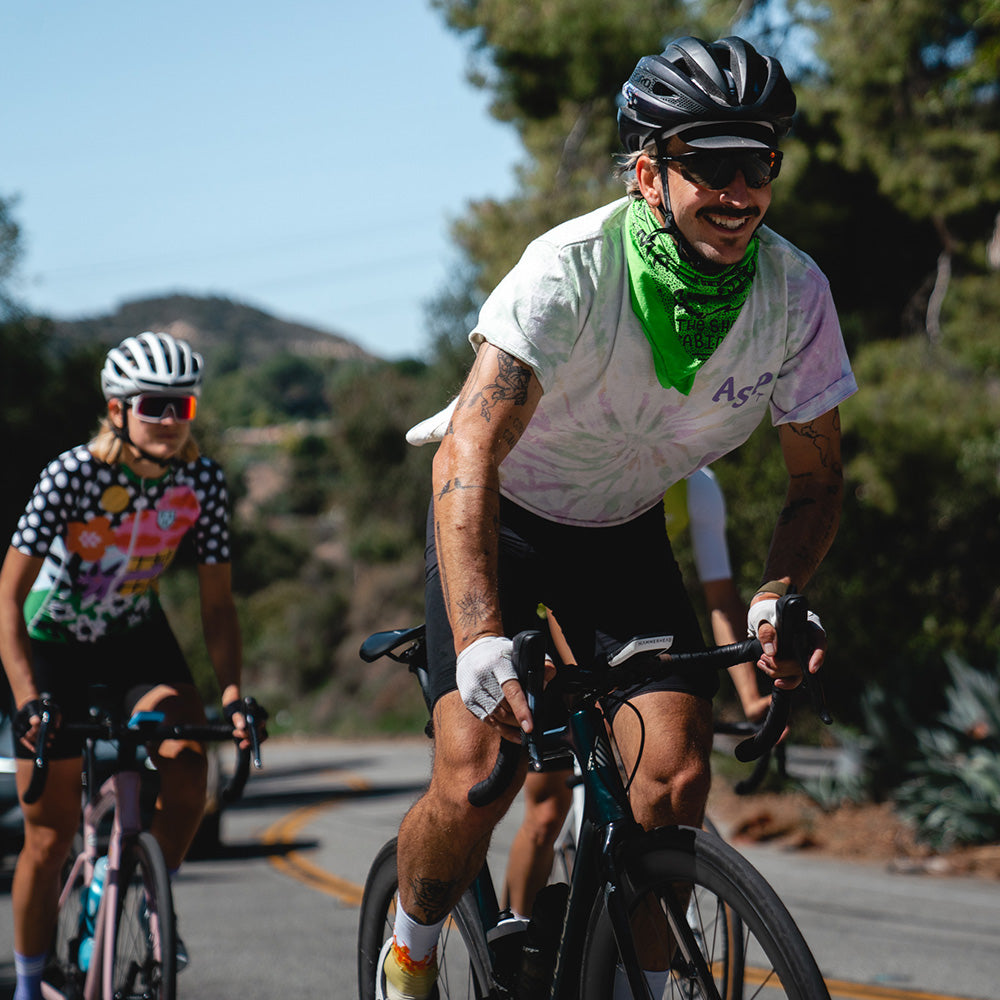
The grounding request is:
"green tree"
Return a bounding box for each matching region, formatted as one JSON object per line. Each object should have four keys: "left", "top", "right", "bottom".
{"left": 433, "top": 0, "right": 726, "bottom": 295}
{"left": 325, "top": 359, "right": 440, "bottom": 560}
{"left": 0, "top": 318, "right": 105, "bottom": 537}
{"left": 796, "top": 0, "right": 1000, "bottom": 338}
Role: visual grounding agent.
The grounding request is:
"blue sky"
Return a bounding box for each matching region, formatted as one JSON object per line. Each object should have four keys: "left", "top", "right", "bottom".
{"left": 1, "top": 1, "right": 522, "bottom": 359}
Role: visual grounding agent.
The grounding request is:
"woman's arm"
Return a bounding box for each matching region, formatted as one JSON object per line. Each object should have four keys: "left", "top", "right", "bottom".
{"left": 0, "top": 548, "right": 45, "bottom": 708}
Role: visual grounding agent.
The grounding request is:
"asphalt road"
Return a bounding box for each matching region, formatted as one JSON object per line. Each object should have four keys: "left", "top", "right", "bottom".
{"left": 1, "top": 736, "right": 998, "bottom": 999}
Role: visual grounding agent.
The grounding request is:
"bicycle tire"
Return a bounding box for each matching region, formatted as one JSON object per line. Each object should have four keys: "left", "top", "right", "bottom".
{"left": 42, "top": 850, "right": 88, "bottom": 1000}
{"left": 579, "top": 826, "right": 829, "bottom": 1000}
{"left": 111, "top": 831, "right": 177, "bottom": 1000}
{"left": 555, "top": 813, "right": 743, "bottom": 999}
{"left": 699, "top": 815, "right": 745, "bottom": 999}
{"left": 357, "top": 838, "right": 494, "bottom": 1000}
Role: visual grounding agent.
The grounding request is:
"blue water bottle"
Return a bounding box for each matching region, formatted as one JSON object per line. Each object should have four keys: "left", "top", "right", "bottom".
{"left": 78, "top": 856, "right": 108, "bottom": 971}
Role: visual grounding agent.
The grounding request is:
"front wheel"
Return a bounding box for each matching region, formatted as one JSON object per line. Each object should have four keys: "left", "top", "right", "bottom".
{"left": 111, "top": 831, "right": 177, "bottom": 1000}
{"left": 357, "top": 838, "right": 493, "bottom": 1000}
{"left": 580, "top": 826, "right": 829, "bottom": 1000}
{"left": 42, "top": 849, "right": 88, "bottom": 999}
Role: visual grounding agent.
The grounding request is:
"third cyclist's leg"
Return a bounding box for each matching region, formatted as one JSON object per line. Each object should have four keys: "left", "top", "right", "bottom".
{"left": 502, "top": 768, "right": 573, "bottom": 918}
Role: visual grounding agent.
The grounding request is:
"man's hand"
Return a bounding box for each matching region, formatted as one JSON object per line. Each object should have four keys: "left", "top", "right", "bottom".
{"left": 748, "top": 598, "right": 826, "bottom": 690}
{"left": 456, "top": 635, "right": 534, "bottom": 742}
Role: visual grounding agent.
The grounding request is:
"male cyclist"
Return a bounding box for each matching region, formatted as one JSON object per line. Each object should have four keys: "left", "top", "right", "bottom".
{"left": 0, "top": 332, "right": 259, "bottom": 1000}
{"left": 379, "top": 36, "right": 855, "bottom": 1000}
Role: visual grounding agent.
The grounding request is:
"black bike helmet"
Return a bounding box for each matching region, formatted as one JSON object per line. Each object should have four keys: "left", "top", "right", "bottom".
{"left": 618, "top": 35, "right": 795, "bottom": 153}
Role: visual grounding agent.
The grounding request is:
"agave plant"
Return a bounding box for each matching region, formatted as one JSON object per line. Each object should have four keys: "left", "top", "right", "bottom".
{"left": 893, "top": 652, "right": 1000, "bottom": 849}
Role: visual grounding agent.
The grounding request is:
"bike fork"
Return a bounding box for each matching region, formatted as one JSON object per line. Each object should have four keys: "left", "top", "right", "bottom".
{"left": 600, "top": 832, "right": 655, "bottom": 1000}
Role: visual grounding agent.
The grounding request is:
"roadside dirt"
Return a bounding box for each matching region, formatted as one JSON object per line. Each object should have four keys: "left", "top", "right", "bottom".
{"left": 706, "top": 782, "right": 1000, "bottom": 880}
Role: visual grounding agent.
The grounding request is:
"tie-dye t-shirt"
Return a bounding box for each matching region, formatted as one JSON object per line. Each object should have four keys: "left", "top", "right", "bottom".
{"left": 469, "top": 197, "right": 857, "bottom": 527}
{"left": 11, "top": 445, "right": 231, "bottom": 643}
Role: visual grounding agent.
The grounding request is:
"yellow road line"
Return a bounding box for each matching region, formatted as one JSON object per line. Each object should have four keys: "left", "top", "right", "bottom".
{"left": 261, "top": 785, "right": 368, "bottom": 906}
{"left": 823, "top": 976, "right": 976, "bottom": 1000}
{"left": 262, "top": 795, "right": 978, "bottom": 1000}
{"left": 729, "top": 966, "right": 970, "bottom": 1000}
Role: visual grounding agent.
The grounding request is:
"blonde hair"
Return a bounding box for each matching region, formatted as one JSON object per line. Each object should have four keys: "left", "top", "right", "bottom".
{"left": 89, "top": 417, "right": 200, "bottom": 465}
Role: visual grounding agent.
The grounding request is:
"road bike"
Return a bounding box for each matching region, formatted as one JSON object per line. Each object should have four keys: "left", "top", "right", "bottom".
{"left": 22, "top": 690, "right": 265, "bottom": 1000}
{"left": 543, "top": 715, "right": 786, "bottom": 998}
{"left": 357, "top": 594, "right": 832, "bottom": 999}
{"left": 551, "top": 716, "right": 786, "bottom": 885}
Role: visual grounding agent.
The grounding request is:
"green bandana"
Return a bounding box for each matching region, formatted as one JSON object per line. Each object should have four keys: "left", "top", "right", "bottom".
{"left": 625, "top": 198, "right": 759, "bottom": 395}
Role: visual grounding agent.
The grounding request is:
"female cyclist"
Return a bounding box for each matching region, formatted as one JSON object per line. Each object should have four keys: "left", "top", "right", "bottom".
{"left": 0, "top": 331, "right": 255, "bottom": 1000}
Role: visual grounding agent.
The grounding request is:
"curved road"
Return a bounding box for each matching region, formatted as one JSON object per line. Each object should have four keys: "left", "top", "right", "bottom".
{"left": 1, "top": 737, "right": 997, "bottom": 999}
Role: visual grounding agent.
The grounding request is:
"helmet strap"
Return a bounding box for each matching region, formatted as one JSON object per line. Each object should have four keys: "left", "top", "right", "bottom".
{"left": 654, "top": 162, "right": 730, "bottom": 275}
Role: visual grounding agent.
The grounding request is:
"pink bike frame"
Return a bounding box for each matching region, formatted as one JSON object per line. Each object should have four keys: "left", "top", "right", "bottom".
{"left": 42, "top": 769, "right": 163, "bottom": 1000}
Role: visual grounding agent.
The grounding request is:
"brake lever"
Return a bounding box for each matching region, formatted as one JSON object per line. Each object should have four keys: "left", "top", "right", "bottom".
{"left": 22, "top": 695, "right": 57, "bottom": 806}
{"left": 777, "top": 593, "right": 833, "bottom": 726}
{"left": 242, "top": 696, "right": 266, "bottom": 769}
{"left": 516, "top": 630, "right": 547, "bottom": 772}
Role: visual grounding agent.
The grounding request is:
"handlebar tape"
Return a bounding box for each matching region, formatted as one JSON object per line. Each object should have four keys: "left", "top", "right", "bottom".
{"left": 467, "top": 739, "right": 523, "bottom": 808}
{"left": 734, "top": 687, "right": 790, "bottom": 762}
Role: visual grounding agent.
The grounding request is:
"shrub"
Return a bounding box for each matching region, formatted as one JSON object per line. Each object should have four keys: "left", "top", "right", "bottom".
{"left": 893, "top": 652, "right": 1000, "bottom": 849}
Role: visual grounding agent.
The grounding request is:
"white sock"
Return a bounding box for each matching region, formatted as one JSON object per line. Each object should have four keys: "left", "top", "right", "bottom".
{"left": 393, "top": 899, "right": 445, "bottom": 964}
{"left": 613, "top": 964, "right": 670, "bottom": 999}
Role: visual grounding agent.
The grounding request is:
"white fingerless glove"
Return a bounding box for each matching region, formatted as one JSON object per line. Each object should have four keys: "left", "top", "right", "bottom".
{"left": 456, "top": 636, "right": 517, "bottom": 720}
{"left": 747, "top": 599, "right": 824, "bottom": 639}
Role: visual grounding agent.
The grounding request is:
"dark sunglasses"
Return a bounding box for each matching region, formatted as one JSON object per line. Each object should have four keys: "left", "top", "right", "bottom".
{"left": 128, "top": 393, "right": 198, "bottom": 423}
{"left": 662, "top": 149, "right": 783, "bottom": 190}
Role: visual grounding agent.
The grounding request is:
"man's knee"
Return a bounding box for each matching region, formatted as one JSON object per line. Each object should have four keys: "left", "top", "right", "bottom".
{"left": 424, "top": 695, "right": 526, "bottom": 832}
{"left": 616, "top": 691, "right": 713, "bottom": 829}
{"left": 631, "top": 755, "right": 711, "bottom": 829}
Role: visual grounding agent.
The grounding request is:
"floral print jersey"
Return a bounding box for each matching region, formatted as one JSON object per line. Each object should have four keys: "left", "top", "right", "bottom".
{"left": 11, "top": 445, "right": 231, "bottom": 643}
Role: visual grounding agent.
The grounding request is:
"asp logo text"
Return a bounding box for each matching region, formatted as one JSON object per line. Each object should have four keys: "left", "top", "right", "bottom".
{"left": 712, "top": 372, "right": 774, "bottom": 408}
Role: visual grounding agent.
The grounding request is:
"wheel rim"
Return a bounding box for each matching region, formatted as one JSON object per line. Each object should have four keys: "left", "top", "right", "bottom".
{"left": 112, "top": 870, "right": 165, "bottom": 999}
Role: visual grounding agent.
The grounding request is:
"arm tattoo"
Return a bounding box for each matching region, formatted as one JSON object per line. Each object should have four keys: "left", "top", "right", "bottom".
{"left": 434, "top": 478, "right": 499, "bottom": 502}
{"left": 778, "top": 496, "right": 815, "bottom": 526}
{"left": 456, "top": 588, "right": 492, "bottom": 631}
{"left": 786, "top": 415, "right": 843, "bottom": 476}
{"left": 471, "top": 353, "right": 532, "bottom": 423}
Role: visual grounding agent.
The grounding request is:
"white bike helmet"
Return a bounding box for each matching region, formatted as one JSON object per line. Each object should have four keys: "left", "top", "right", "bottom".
{"left": 101, "top": 331, "right": 204, "bottom": 400}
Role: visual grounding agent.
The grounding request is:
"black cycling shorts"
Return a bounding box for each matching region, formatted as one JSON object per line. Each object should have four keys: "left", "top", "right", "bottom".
{"left": 424, "top": 496, "right": 717, "bottom": 715}
{"left": 12, "top": 613, "right": 194, "bottom": 760}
